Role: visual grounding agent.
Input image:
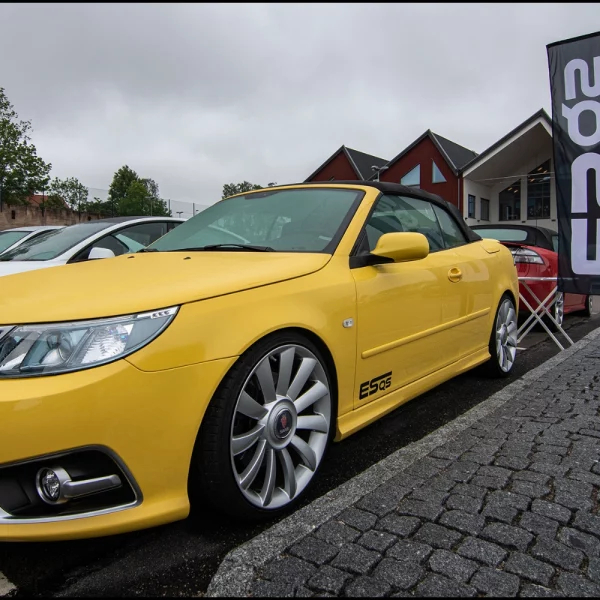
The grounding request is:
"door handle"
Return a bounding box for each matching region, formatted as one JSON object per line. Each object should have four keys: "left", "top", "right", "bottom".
{"left": 448, "top": 267, "right": 462, "bottom": 283}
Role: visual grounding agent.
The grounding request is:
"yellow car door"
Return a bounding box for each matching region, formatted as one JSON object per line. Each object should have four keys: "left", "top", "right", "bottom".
{"left": 351, "top": 194, "right": 463, "bottom": 409}
{"left": 430, "top": 204, "right": 494, "bottom": 359}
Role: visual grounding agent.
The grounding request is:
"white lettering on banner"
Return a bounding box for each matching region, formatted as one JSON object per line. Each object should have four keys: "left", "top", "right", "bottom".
{"left": 564, "top": 56, "right": 600, "bottom": 100}
{"left": 561, "top": 100, "right": 600, "bottom": 147}
{"left": 571, "top": 219, "right": 600, "bottom": 274}
{"left": 562, "top": 53, "right": 600, "bottom": 277}
{"left": 571, "top": 153, "right": 600, "bottom": 213}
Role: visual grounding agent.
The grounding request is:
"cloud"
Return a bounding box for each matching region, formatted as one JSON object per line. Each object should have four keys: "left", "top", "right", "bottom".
{"left": 1, "top": 3, "right": 598, "bottom": 207}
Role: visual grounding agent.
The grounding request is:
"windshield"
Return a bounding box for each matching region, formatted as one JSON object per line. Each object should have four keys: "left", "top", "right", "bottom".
{"left": 471, "top": 227, "right": 529, "bottom": 242}
{"left": 0, "top": 230, "right": 31, "bottom": 254}
{"left": 0, "top": 222, "right": 112, "bottom": 262}
{"left": 149, "top": 188, "right": 364, "bottom": 253}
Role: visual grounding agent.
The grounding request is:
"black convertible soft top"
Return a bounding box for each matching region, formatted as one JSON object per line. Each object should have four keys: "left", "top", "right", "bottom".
{"left": 470, "top": 224, "right": 557, "bottom": 252}
{"left": 282, "top": 180, "right": 482, "bottom": 244}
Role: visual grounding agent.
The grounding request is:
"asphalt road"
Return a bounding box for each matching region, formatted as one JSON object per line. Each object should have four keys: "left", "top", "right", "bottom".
{"left": 1, "top": 303, "right": 599, "bottom": 598}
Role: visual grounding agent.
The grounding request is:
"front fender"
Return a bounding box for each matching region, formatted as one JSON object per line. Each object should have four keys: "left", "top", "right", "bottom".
{"left": 126, "top": 257, "right": 358, "bottom": 416}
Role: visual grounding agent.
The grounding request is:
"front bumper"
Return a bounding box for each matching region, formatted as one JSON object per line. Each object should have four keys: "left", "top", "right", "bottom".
{"left": 0, "top": 355, "right": 236, "bottom": 541}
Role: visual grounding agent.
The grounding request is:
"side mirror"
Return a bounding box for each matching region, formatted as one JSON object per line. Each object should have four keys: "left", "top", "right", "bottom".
{"left": 88, "top": 247, "right": 116, "bottom": 260}
{"left": 371, "top": 232, "right": 429, "bottom": 263}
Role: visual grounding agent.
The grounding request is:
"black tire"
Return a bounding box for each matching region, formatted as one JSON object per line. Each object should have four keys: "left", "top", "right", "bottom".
{"left": 483, "top": 294, "right": 518, "bottom": 378}
{"left": 188, "top": 331, "right": 334, "bottom": 522}
{"left": 582, "top": 295, "right": 593, "bottom": 318}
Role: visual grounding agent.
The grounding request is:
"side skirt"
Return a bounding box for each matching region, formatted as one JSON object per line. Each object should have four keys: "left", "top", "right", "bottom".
{"left": 334, "top": 347, "right": 490, "bottom": 441}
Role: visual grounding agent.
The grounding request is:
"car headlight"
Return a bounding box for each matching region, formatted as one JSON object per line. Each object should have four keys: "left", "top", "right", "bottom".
{"left": 0, "top": 307, "right": 179, "bottom": 378}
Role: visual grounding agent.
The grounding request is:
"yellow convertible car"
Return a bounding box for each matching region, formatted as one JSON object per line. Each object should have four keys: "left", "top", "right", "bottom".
{"left": 0, "top": 182, "right": 518, "bottom": 541}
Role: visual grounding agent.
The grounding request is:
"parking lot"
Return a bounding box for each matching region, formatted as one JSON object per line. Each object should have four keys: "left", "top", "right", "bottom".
{"left": 1, "top": 305, "right": 598, "bottom": 598}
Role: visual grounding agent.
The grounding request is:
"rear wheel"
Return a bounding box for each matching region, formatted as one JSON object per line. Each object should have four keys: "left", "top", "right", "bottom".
{"left": 583, "top": 295, "right": 593, "bottom": 318}
{"left": 189, "top": 332, "right": 333, "bottom": 521}
{"left": 546, "top": 291, "right": 564, "bottom": 332}
{"left": 484, "top": 295, "right": 517, "bottom": 378}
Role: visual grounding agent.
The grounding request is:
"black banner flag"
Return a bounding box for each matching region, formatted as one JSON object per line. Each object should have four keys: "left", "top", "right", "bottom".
{"left": 547, "top": 31, "right": 600, "bottom": 295}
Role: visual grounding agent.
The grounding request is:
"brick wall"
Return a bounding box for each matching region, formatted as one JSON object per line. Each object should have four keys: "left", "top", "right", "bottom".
{"left": 0, "top": 205, "right": 102, "bottom": 231}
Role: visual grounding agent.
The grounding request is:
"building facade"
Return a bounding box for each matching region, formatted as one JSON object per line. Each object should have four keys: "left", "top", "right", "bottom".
{"left": 304, "top": 108, "right": 556, "bottom": 231}
{"left": 461, "top": 110, "right": 555, "bottom": 230}
{"left": 305, "top": 145, "right": 388, "bottom": 182}
{"left": 377, "top": 131, "right": 477, "bottom": 208}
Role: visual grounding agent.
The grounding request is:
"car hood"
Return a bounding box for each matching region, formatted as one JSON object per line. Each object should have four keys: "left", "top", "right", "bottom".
{"left": 0, "top": 260, "right": 66, "bottom": 277}
{"left": 0, "top": 251, "right": 331, "bottom": 324}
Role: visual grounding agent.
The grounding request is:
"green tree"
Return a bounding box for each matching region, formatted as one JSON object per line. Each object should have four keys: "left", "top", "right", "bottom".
{"left": 85, "top": 196, "right": 110, "bottom": 215}
{"left": 117, "top": 180, "right": 149, "bottom": 216}
{"left": 107, "top": 165, "right": 138, "bottom": 215}
{"left": 139, "top": 177, "right": 170, "bottom": 216}
{"left": 221, "top": 181, "right": 277, "bottom": 199}
{"left": 47, "top": 176, "right": 89, "bottom": 211}
{"left": 0, "top": 87, "right": 51, "bottom": 207}
{"left": 107, "top": 166, "right": 171, "bottom": 216}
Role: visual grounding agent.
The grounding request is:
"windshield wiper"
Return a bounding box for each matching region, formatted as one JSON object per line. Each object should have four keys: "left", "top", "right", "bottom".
{"left": 138, "top": 248, "right": 160, "bottom": 253}
{"left": 169, "top": 244, "right": 275, "bottom": 252}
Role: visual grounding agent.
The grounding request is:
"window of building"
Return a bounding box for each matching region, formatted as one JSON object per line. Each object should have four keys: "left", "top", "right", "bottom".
{"left": 499, "top": 180, "right": 521, "bottom": 221}
{"left": 481, "top": 198, "right": 490, "bottom": 221}
{"left": 468, "top": 194, "right": 476, "bottom": 218}
{"left": 527, "top": 160, "right": 551, "bottom": 219}
{"left": 400, "top": 164, "right": 420, "bottom": 187}
{"left": 432, "top": 160, "right": 447, "bottom": 184}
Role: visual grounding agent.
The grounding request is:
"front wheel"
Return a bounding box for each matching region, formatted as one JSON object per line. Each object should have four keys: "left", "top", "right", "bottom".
{"left": 189, "top": 332, "right": 333, "bottom": 521}
{"left": 582, "top": 295, "right": 593, "bottom": 318}
{"left": 484, "top": 295, "right": 518, "bottom": 378}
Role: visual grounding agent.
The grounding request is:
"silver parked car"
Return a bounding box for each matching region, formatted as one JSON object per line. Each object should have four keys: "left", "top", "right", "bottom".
{"left": 0, "top": 226, "right": 64, "bottom": 255}
{"left": 0, "top": 216, "right": 185, "bottom": 278}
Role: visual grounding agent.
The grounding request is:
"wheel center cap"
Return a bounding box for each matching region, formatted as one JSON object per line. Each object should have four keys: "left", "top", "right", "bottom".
{"left": 274, "top": 408, "right": 293, "bottom": 440}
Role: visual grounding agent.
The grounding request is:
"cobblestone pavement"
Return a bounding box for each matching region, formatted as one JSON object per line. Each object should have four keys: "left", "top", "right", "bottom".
{"left": 215, "top": 331, "right": 600, "bottom": 597}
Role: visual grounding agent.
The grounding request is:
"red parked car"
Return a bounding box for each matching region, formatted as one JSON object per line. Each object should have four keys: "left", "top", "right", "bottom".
{"left": 471, "top": 224, "right": 592, "bottom": 328}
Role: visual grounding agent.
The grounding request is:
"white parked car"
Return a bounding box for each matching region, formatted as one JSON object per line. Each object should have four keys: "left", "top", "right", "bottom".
{"left": 0, "top": 226, "right": 64, "bottom": 255}
{"left": 0, "top": 216, "right": 185, "bottom": 278}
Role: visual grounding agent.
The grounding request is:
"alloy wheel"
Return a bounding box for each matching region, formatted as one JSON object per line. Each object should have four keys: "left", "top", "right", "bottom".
{"left": 229, "top": 344, "right": 331, "bottom": 510}
{"left": 495, "top": 298, "right": 517, "bottom": 373}
{"left": 554, "top": 292, "right": 564, "bottom": 327}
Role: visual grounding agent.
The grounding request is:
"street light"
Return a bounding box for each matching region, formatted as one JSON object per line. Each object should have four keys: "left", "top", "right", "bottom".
{"left": 176, "top": 211, "right": 183, "bottom": 218}
{"left": 371, "top": 165, "right": 389, "bottom": 182}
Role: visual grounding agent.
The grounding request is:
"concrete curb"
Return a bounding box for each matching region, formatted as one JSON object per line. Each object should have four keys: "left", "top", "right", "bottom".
{"left": 206, "top": 327, "right": 600, "bottom": 597}
{"left": 0, "top": 572, "right": 16, "bottom": 598}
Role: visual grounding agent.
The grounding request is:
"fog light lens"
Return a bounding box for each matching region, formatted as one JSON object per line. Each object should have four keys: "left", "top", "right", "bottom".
{"left": 40, "top": 469, "right": 60, "bottom": 501}
{"left": 36, "top": 466, "right": 70, "bottom": 504}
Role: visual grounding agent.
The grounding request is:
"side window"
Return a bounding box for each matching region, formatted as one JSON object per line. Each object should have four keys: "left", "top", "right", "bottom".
{"left": 363, "top": 195, "right": 405, "bottom": 251}
{"left": 117, "top": 222, "right": 168, "bottom": 248}
{"left": 70, "top": 223, "right": 172, "bottom": 262}
{"left": 72, "top": 234, "right": 130, "bottom": 261}
{"left": 433, "top": 205, "right": 468, "bottom": 249}
{"left": 92, "top": 235, "right": 130, "bottom": 256}
{"left": 361, "top": 195, "right": 445, "bottom": 252}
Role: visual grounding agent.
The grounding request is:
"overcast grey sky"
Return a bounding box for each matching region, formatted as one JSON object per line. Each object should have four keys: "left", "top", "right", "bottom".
{"left": 1, "top": 3, "right": 598, "bottom": 207}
